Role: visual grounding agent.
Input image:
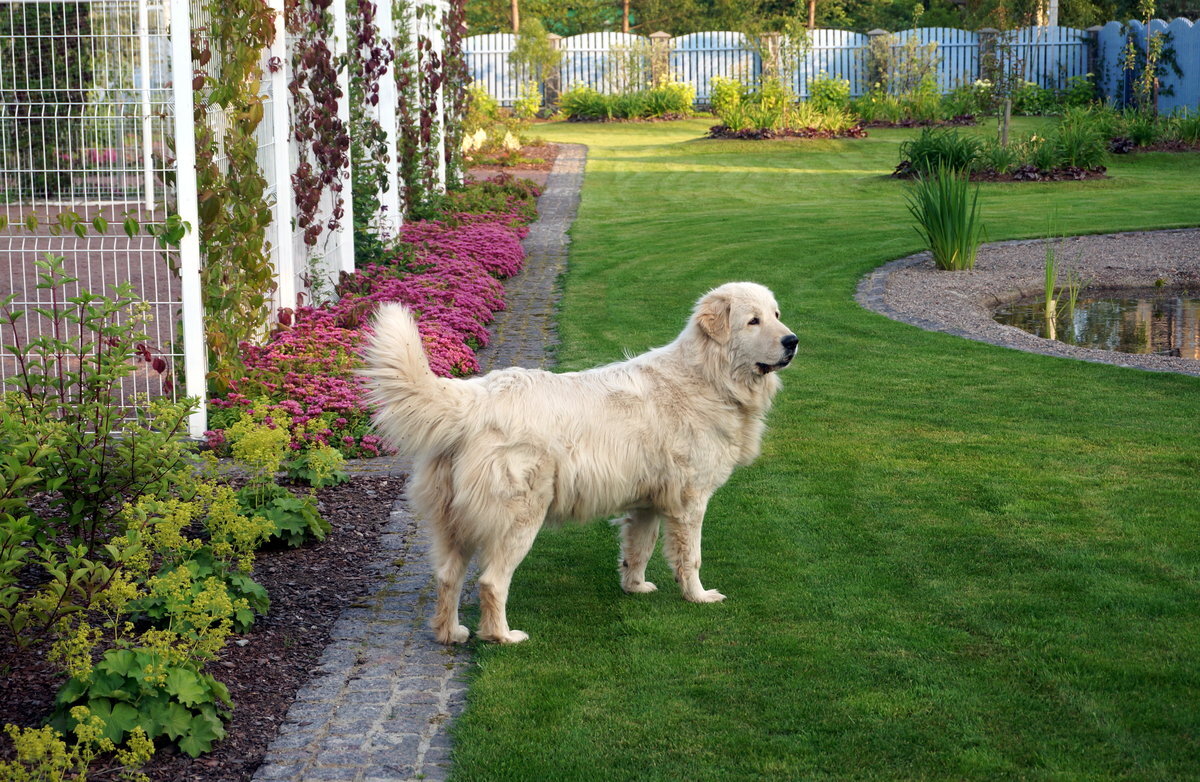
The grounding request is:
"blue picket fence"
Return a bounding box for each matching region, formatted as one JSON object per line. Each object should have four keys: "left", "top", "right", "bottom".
{"left": 465, "top": 20, "right": 1200, "bottom": 113}
{"left": 1095, "top": 18, "right": 1200, "bottom": 113}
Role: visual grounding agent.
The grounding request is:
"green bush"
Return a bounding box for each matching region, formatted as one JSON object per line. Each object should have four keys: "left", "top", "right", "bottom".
{"left": 708, "top": 76, "right": 744, "bottom": 117}
{"left": 1171, "top": 108, "right": 1200, "bottom": 144}
{"left": 558, "top": 84, "right": 612, "bottom": 120}
{"left": 808, "top": 74, "right": 850, "bottom": 113}
{"left": 51, "top": 648, "right": 232, "bottom": 758}
{"left": 1051, "top": 112, "right": 1109, "bottom": 168}
{"left": 898, "top": 127, "right": 983, "bottom": 175}
{"left": 644, "top": 81, "right": 695, "bottom": 116}
{"left": 905, "top": 165, "right": 985, "bottom": 271}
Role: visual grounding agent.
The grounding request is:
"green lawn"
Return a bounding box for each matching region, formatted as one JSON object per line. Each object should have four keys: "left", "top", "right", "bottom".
{"left": 449, "top": 118, "right": 1200, "bottom": 781}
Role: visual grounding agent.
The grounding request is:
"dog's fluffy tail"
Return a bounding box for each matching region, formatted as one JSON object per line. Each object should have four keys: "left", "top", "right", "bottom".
{"left": 361, "top": 303, "right": 471, "bottom": 458}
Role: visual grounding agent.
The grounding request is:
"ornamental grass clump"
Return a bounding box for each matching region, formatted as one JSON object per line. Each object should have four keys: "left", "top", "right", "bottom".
{"left": 905, "top": 165, "right": 985, "bottom": 271}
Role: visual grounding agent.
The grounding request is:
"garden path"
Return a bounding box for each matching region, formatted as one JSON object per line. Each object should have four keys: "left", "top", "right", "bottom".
{"left": 250, "top": 143, "right": 587, "bottom": 782}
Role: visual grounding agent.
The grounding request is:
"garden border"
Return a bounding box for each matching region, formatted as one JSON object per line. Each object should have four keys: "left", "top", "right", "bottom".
{"left": 250, "top": 143, "right": 587, "bottom": 782}
{"left": 855, "top": 228, "right": 1200, "bottom": 377}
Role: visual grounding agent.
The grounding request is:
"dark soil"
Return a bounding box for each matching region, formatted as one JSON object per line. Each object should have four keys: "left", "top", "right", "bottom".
{"left": 707, "top": 123, "right": 868, "bottom": 140}
{"left": 891, "top": 160, "right": 1108, "bottom": 182}
{"left": 0, "top": 475, "right": 404, "bottom": 782}
{"left": 862, "top": 114, "right": 978, "bottom": 128}
{"left": 1109, "top": 136, "right": 1200, "bottom": 154}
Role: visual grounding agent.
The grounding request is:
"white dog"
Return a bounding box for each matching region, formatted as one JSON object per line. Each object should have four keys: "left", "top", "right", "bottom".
{"left": 362, "top": 282, "right": 796, "bottom": 644}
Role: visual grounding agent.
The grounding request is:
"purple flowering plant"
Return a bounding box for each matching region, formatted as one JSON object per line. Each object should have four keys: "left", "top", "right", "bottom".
{"left": 207, "top": 178, "right": 540, "bottom": 458}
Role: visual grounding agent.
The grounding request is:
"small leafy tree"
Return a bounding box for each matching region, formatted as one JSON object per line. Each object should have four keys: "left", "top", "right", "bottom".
{"left": 508, "top": 16, "right": 560, "bottom": 112}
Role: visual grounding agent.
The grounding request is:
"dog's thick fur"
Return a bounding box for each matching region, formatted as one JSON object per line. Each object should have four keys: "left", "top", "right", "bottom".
{"left": 362, "top": 282, "right": 796, "bottom": 644}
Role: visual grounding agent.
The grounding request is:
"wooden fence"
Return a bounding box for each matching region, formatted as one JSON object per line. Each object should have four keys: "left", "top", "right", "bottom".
{"left": 466, "top": 20, "right": 1200, "bottom": 113}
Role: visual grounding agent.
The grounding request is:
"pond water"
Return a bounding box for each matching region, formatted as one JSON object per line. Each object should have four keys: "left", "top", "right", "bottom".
{"left": 994, "top": 288, "right": 1200, "bottom": 359}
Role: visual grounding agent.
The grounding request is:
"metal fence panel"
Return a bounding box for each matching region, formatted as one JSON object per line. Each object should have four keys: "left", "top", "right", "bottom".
{"left": 0, "top": 0, "right": 200, "bottom": 427}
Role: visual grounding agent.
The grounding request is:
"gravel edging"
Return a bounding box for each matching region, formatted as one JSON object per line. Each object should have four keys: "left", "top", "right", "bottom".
{"left": 855, "top": 228, "right": 1200, "bottom": 376}
{"left": 250, "top": 144, "right": 586, "bottom": 782}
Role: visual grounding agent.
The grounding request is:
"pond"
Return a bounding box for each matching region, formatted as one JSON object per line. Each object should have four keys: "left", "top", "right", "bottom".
{"left": 994, "top": 288, "right": 1200, "bottom": 359}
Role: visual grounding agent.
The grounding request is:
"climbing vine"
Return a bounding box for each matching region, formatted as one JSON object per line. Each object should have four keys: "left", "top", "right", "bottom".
{"left": 288, "top": 0, "right": 350, "bottom": 251}
{"left": 348, "top": 0, "right": 393, "bottom": 264}
{"left": 393, "top": 0, "right": 425, "bottom": 215}
{"left": 193, "top": 0, "right": 277, "bottom": 393}
{"left": 441, "top": 0, "right": 469, "bottom": 189}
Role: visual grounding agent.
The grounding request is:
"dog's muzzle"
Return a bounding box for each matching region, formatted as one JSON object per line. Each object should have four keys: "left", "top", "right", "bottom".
{"left": 757, "top": 334, "right": 799, "bottom": 374}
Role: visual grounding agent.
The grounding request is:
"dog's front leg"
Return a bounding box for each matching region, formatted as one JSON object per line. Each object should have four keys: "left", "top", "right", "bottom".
{"left": 617, "top": 507, "right": 660, "bottom": 594}
{"left": 663, "top": 496, "right": 725, "bottom": 603}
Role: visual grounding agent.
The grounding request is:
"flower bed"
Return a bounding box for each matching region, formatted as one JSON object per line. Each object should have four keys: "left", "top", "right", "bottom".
{"left": 206, "top": 178, "right": 540, "bottom": 458}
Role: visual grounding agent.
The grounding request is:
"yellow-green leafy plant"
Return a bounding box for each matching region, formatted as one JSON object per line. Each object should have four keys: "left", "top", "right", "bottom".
{"left": 225, "top": 408, "right": 332, "bottom": 546}
{"left": 1, "top": 707, "right": 153, "bottom": 782}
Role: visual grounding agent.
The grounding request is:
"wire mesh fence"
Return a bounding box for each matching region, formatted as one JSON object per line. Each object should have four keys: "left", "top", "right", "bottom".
{"left": 0, "top": 0, "right": 186, "bottom": 411}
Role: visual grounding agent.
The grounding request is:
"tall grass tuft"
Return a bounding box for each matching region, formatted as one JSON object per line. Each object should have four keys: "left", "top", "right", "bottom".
{"left": 898, "top": 127, "right": 983, "bottom": 175}
{"left": 905, "top": 165, "right": 985, "bottom": 271}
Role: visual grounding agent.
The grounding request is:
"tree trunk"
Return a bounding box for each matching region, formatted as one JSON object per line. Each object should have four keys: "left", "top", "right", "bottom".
{"left": 511, "top": 0, "right": 519, "bottom": 33}
{"left": 808, "top": 0, "right": 816, "bottom": 28}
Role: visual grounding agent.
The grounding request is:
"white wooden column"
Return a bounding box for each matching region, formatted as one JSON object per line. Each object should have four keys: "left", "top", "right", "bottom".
{"left": 269, "top": 0, "right": 296, "bottom": 309}
{"left": 330, "top": 0, "right": 356, "bottom": 273}
{"left": 169, "top": 0, "right": 207, "bottom": 437}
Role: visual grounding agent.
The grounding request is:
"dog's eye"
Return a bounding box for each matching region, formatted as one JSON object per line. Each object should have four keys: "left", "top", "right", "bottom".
{"left": 748, "top": 317, "right": 760, "bottom": 326}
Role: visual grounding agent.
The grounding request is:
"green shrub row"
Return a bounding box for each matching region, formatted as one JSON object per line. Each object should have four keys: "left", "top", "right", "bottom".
{"left": 558, "top": 81, "right": 696, "bottom": 121}
{"left": 0, "top": 257, "right": 342, "bottom": 778}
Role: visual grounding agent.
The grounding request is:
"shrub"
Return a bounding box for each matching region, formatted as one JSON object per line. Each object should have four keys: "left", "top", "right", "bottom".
{"left": 513, "top": 80, "right": 541, "bottom": 120}
{"left": 1171, "top": 108, "right": 1200, "bottom": 144}
{"left": 898, "top": 127, "right": 983, "bottom": 175}
{"left": 852, "top": 87, "right": 905, "bottom": 123}
{"left": 905, "top": 165, "right": 985, "bottom": 271}
{"left": 559, "top": 84, "right": 612, "bottom": 120}
{"left": 1051, "top": 112, "right": 1108, "bottom": 168}
{"left": 644, "top": 81, "right": 695, "bottom": 117}
{"left": 708, "top": 76, "right": 744, "bottom": 117}
{"left": 808, "top": 74, "right": 850, "bottom": 113}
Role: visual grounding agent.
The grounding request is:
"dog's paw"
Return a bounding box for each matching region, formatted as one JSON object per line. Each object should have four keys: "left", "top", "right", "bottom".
{"left": 498, "top": 629, "right": 529, "bottom": 644}
{"left": 687, "top": 588, "right": 726, "bottom": 603}
{"left": 436, "top": 624, "right": 470, "bottom": 644}
{"left": 622, "top": 580, "right": 658, "bottom": 594}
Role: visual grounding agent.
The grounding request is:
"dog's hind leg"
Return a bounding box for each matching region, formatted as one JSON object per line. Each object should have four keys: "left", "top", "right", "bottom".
{"left": 618, "top": 507, "right": 660, "bottom": 594}
{"left": 663, "top": 494, "right": 726, "bottom": 604}
{"left": 431, "top": 531, "right": 473, "bottom": 644}
{"left": 476, "top": 517, "right": 541, "bottom": 644}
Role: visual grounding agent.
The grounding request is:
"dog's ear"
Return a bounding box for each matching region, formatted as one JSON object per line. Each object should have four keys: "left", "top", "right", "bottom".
{"left": 694, "top": 289, "right": 732, "bottom": 345}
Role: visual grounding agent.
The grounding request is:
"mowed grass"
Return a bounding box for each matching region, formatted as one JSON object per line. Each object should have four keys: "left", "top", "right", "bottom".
{"left": 449, "top": 118, "right": 1200, "bottom": 781}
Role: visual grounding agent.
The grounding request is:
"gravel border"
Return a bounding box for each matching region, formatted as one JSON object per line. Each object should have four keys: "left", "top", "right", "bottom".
{"left": 855, "top": 228, "right": 1200, "bottom": 376}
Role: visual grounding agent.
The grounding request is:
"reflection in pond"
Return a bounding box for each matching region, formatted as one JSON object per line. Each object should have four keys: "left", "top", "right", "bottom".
{"left": 994, "top": 289, "right": 1200, "bottom": 359}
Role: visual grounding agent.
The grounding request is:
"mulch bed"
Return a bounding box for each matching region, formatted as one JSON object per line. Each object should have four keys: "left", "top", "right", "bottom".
{"left": 0, "top": 475, "right": 404, "bottom": 782}
{"left": 1109, "top": 137, "right": 1200, "bottom": 154}
{"left": 466, "top": 144, "right": 559, "bottom": 188}
{"left": 707, "top": 123, "right": 868, "bottom": 140}
{"left": 862, "top": 114, "right": 978, "bottom": 128}
{"left": 891, "top": 161, "right": 1108, "bottom": 182}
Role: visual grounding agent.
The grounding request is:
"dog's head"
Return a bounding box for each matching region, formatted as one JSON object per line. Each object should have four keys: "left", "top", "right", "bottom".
{"left": 693, "top": 282, "right": 797, "bottom": 379}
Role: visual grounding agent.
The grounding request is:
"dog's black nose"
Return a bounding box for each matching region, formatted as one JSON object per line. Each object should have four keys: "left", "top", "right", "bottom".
{"left": 781, "top": 334, "right": 798, "bottom": 350}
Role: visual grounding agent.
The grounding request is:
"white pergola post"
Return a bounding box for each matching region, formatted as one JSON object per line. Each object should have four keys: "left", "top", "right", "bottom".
{"left": 268, "top": 0, "right": 296, "bottom": 309}
{"left": 169, "top": 0, "right": 207, "bottom": 438}
{"left": 330, "top": 0, "right": 356, "bottom": 274}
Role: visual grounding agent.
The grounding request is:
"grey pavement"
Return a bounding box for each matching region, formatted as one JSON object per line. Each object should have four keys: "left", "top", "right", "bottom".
{"left": 251, "top": 144, "right": 586, "bottom": 782}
